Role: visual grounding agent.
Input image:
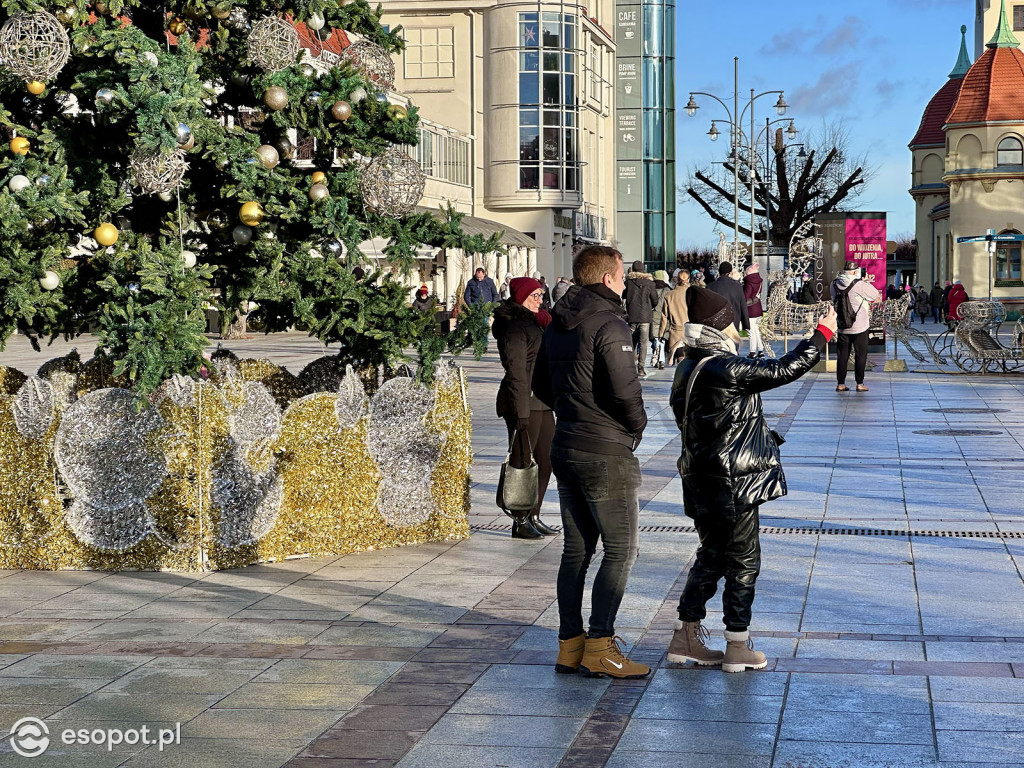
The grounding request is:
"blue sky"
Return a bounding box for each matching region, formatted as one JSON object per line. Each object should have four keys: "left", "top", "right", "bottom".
{"left": 675, "top": 0, "right": 969, "bottom": 249}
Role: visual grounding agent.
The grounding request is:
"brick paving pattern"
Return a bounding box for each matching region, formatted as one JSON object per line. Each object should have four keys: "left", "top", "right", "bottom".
{"left": 0, "top": 332, "right": 1022, "bottom": 767}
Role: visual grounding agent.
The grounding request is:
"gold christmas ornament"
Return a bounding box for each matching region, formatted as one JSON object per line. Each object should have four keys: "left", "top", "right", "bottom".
{"left": 10, "top": 137, "right": 30, "bottom": 155}
{"left": 247, "top": 16, "right": 301, "bottom": 72}
{"left": 129, "top": 147, "right": 188, "bottom": 195}
{"left": 26, "top": 80, "right": 44, "bottom": 95}
{"left": 360, "top": 146, "right": 426, "bottom": 219}
{"left": 342, "top": 40, "right": 395, "bottom": 91}
{"left": 388, "top": 104, "right": 408, "bottom": 121}
{"left": 256, "top": 144, "right": 280, "bottom": 169}
{"left": 0, "top": 11, "right": 71, "bottom": 82}
{"left": 211, "top": 6, "right": 231, "bottom": 20}
{"left": 330, "top": 100, "right": 352, "bottom": 121}
{"left": 94, "top": 222, "right": 119, "bottom": 247}
{"left": 309, "top": 182, "right": 329, "bottom": 201}
{"left": 263, "top": 85, "right": 288, "bottom": 111}
{"left": 311, "top": 171, "right": 326, "bottom": 184}
{"left": 39, "top": 271, "right": 60, "bottom": 291}
{"left": 239, "top": 201, "right": 265, "bottom": 226}
{"left": 168, "top": 17, "right": 187, "bottom": 35}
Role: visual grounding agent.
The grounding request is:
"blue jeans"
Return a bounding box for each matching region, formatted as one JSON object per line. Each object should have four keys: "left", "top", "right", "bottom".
{"left": 552, "top": 446, "right": 641, "bottom": 639}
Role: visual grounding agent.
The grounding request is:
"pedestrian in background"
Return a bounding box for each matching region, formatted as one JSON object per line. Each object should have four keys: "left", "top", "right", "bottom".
{"left": 832, "top": 260, "right": 881, "bottom": 392}
{"left": 623, "top": 260, "right": 659, "bottom": 378}
{"left": 667, "top": 287, "right": 838, "bottom": 671}
{"left": 492, "top": 277, "right": 557, "bottom": 539}
{"left": 660, "top": 269, "right": 691, "bottom": 362}
{"left": 929, "top": 282, "right": 944, "bottom": 323}
{"left": 499, "top": 274, "right": 513, "bottom": 301}
{"left": 742, "top": 263, "right": 765, "bottom": 358}
{"left": 947, "top": 279, "right": 968, "bottom": 323}
{"left": 464, "top": 267, "right": 499, "bottom": 306}
{"left": 552, "top": 276, "right": 572, "bottom": 305}
{"left": 941, "top": 280, "right": 953, "bottom": 322}
{"left": 411, "top": 285, "right": 433, "bottom": 314}
{"left": 707, "top": 261, "right": 750, "bottom": 336}
{"left": 650, "top": 269, "right": 671, "bottom": 370}
{"left": 534, "top": 246, "right": 650, "bottom": 680}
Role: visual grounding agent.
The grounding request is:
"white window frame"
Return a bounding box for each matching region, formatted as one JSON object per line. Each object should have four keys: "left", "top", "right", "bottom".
{"left": 403, "top": 27, "right": 455, "bottom": 79}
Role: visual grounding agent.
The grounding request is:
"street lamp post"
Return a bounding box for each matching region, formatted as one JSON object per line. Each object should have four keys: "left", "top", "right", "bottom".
{"left": 685, "top": 57, "right": 787, "bottom": 262}
{"left": 749, "top": 117, "right": 797, "bottom": 270}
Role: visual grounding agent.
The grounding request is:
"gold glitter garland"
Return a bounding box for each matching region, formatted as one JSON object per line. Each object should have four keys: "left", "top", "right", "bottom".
{"left": 0, "top": 359, "right": 472, "bottom": 571}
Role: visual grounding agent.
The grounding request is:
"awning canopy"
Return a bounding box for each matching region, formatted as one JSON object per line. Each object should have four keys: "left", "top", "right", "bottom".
{"left": 415, "top": 207, "right": 538, "bottom": 249}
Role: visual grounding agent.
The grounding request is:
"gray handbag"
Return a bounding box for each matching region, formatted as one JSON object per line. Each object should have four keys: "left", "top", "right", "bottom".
{"left": 496, "top": 428, "right": 539, "bottom": 513}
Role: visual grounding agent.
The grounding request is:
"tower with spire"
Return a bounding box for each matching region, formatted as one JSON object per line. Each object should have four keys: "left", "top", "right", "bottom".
{"left": 908, "top": 1, "right": 1024, "bottom": 310}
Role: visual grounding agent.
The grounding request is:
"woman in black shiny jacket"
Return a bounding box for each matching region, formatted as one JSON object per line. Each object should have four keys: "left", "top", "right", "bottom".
{"left": 492, "top": 277, "right": 557, "bottom": 539}
{"left": 665, "top": 286, "right": 837, "bottom": 671}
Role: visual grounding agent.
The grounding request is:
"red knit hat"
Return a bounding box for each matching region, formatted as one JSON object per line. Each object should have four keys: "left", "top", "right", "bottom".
{"left": 510, "top": 277, "right": 541, "bottom": 305}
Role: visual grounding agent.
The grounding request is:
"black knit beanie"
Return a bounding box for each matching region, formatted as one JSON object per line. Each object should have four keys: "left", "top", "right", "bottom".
{"left": 631, "top": 260, "right": 643, "bottom": 272}
{"left": 686, "top": 286, "right": 735, "bottom": 331}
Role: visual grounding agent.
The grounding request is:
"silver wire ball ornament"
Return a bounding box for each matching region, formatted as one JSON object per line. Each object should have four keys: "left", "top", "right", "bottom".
{"left": 360, "top": 147, "right": 425, "bottom": 219}
{"left": 342, "top": 40, "right": 396, "bottom": 91}
{"left": 0, "top": 11, "right": 72, "bottom": 81}
{"left": 129, "top": 147, "right": 188, "bottom": 195}
{"left": 247, "top": 16, "right": 301, "bottom": 72}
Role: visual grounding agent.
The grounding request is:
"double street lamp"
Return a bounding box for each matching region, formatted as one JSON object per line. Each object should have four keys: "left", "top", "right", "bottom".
{"left": 685, "top": 56, "right": 791, "bottom": 263}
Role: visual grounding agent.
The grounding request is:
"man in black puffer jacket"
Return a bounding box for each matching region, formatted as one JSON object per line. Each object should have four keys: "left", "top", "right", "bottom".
{"left": 533, "top": 246, "right": 650, "bottom": 680}
{"left": 665, "top": 287, "right": 837, "bottom": 673}
{"left": 623, "top": 260, "right": 659, "bottom": 377}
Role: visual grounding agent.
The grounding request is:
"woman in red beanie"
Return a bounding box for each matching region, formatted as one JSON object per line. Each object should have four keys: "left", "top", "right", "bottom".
{"left": 492, "top": 276, "right": 557, "bottom": 538}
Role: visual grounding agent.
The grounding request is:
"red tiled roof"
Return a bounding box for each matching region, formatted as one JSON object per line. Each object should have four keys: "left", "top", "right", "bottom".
{"left": 293, "top": 20, "right": 352, "bottom": 57}
{"left": 946, "top": 46, "right": 1024, "bottom": 125}
{"left": 910, "top": 77, "right": 964, "bottom": 148}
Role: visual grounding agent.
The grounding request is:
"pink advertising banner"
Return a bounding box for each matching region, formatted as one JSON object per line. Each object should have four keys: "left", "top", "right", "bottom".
{"left": 845, "top": 217, "right": 887, "bottom": 293}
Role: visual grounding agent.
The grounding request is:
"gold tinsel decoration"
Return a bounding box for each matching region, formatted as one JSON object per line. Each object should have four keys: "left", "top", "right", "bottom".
{"left": 0, "top": 357, "right": 471, "bottom": 571}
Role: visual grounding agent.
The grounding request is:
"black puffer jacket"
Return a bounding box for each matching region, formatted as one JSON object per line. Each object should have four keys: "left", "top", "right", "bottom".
{"left": 492, "top": 300, "right": 548, "bottom": 420}
{"left": 533, "top": 284, "right": 646, "bottom": 455}
{"left": 624, "top": 271, "right": 659, "bottom": 324}
{"left": 670, "top": 332, "right": 825, "bottom": 518}
{"left": 707, "top": 276, "right": 750, "bottom": 331}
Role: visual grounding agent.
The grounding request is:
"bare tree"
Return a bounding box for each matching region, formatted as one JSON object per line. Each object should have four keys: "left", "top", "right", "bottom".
{"left": 681, "top": 122, "right": 874, "bottom": 248}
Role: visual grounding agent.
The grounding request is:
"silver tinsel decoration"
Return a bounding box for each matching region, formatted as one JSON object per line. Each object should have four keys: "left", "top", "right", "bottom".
{"left": 335, "top": 365, "right": 367, "bottom": 429}
{"left": 130, "top": 147, "right": 188, "bottom": 195}
{"left": 360, "top": 146, "right": 425, "bottom": 219}
{"left": 248, "top": 16, "right": 301, "bottom": 72}
{"left": 150, "top": 374, "right": 197, "bottom": 409}
{"left": 55, "top": 389, "right": 166, "bottom": 549}
{"left": 367, "top": 377, "right": 445, "bottom": 528}
{"left": 342, "top": 40, "right": 395, "bottom": 90}
{"left": 65, "top": 499, "right": 152, "bottom": 552}
{"left": 228, "top": 380, "right": 281, "bottom": 448}
{"left": 212, "top": 445, "right": 284, "bottom": 548}
{"left": 0, "top": 11, "right": 71, "bottom": 81}
{"left": 13, "top": 376, "right": 55, "bottom": 438}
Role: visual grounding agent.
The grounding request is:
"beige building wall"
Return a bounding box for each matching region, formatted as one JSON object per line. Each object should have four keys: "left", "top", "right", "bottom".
{"left": 910, "top": 147, "right": 949, "bottom": 288}
{"left": 943, "top": 123, "right": 1024, "bottom": 303}
{"left": 380, "top": 0, "right": 616, "bottom": 288}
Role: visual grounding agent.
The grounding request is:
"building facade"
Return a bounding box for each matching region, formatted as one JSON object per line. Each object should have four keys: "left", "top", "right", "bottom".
{"left": 910, "top": 4, "right": 1024, "bottom": 313}
{"left": 614, "top": 0, "right": 675, "bottom": 271}
{"left": 378, "top": 0, "right": 617, "bottom": 300}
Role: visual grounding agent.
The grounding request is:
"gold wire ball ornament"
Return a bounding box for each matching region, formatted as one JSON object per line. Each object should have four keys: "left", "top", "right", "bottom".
{"left": 247, "top": 16, "right": 301, "bottom": 72}
{"left": 359, "top": 147, "right": 425, "bottom": 219}
{"left": 0, "top": 11, "right": 71, "bottom": 82}
{"left": 342, "top": 40, "right": 395, "bottom": 91}
{"left": 129, "top": 147, "right": 188, "bottom": 195}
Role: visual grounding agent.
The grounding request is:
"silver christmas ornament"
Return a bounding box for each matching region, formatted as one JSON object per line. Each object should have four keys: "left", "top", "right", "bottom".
{"left": 349, "top": 86, "right": 367, "bottom": 104}
{"left": 232, "top": 225, "right": 253, "bottom": 244}
{"left": 95, "top": 87, "right": 115, "bottom": 106}
{"left": 175, "top": 122, "right": 192, "bottom": 145}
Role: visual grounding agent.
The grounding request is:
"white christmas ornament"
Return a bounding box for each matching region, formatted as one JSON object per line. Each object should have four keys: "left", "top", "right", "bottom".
{"left": 307, "top": 13, "right": 325, "bottom": 30}
{"left": 39, "top": 270, "right": 60, "bottom": 290}
{"left": 181, "top": 250, "right": 197, "bottom": 268}
{"left": 8, "top": 174, "right": 30, "bottom": 192}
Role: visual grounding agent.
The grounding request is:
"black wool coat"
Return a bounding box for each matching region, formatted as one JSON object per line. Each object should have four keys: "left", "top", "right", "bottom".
{"left": 492, "top": 300, "right": 547, "bottom": 420}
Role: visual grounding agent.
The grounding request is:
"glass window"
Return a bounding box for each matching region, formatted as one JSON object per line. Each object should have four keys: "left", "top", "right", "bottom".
{"left": 520, "top": 51, "right": 538, "bottom": 71}
{"left": 403, "top": 27, "right": 455, "bottom": 79}
{"left": 543, "top": 73, "right": 560, "bottom": 104}
{"left": 519, "top": 73, "right": 539, "bottom": 104}
{"left": 520, "top": 14, "right": 538, "bottom": 47}
{"left": 645, "top": 164, "right": 664, "bottom": 211}
{"left": 643, "top": 5, "right": 662, "bottom": 56}
{"left": 1014, "top": 4, "right": 1024, "bottom": 31}
{"left": 643, "top": 110, "right": 664, "bottom": 160}
{"left": 643, "top": 58, "right": 663, "bottom": 108}
{"left": 542, "top": 17, "right": 560, "bottom": 47}
{"left": 997, "top": 231, "right": 1022, "bottom": 280}
{"left": 521, "top": 165, "right": 539, "bottom": 189}
{"left": 664, "top": 6, "right": 675, "bottom": 56}
{"left": 997, "top": 137, "right": 1023, "bottom": 166}
{"left": 645, "top": 213, "right": 664, "bottom": 265}
{"left": 543, "top": 167, "right": 561, "bottom": 189}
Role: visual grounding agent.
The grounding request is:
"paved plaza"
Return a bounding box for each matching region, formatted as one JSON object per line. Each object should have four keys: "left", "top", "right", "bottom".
{"left": 1, "top": 332, "right": 1024, "bottom": 767}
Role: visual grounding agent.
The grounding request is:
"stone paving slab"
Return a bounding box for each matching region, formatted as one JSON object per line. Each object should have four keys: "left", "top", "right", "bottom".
{"left": 1, "top": 337, "right": 1023, "bottom": 766}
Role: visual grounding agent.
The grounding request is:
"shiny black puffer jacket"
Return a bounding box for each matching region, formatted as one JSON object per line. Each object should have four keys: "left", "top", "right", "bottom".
{"left": 670, "top": 335, "right": 823, "bottom": 518}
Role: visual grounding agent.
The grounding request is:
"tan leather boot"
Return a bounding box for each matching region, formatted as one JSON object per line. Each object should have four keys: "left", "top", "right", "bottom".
{"left": 580, "top": 635, "right": 650, "bottom": 679}
{"left": 555, "top": 633, "right": 585, "bottom": 674}
{"left": 722, "top": 629, "right": 767, "bottom": 673}
{"left": 666, "top": 620, "right": 724, "bottom": 665}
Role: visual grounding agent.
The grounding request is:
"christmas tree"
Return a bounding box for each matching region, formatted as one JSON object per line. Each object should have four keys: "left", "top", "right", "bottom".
{"left": 0, "top": 0, "right": 498, "bottom": 394}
